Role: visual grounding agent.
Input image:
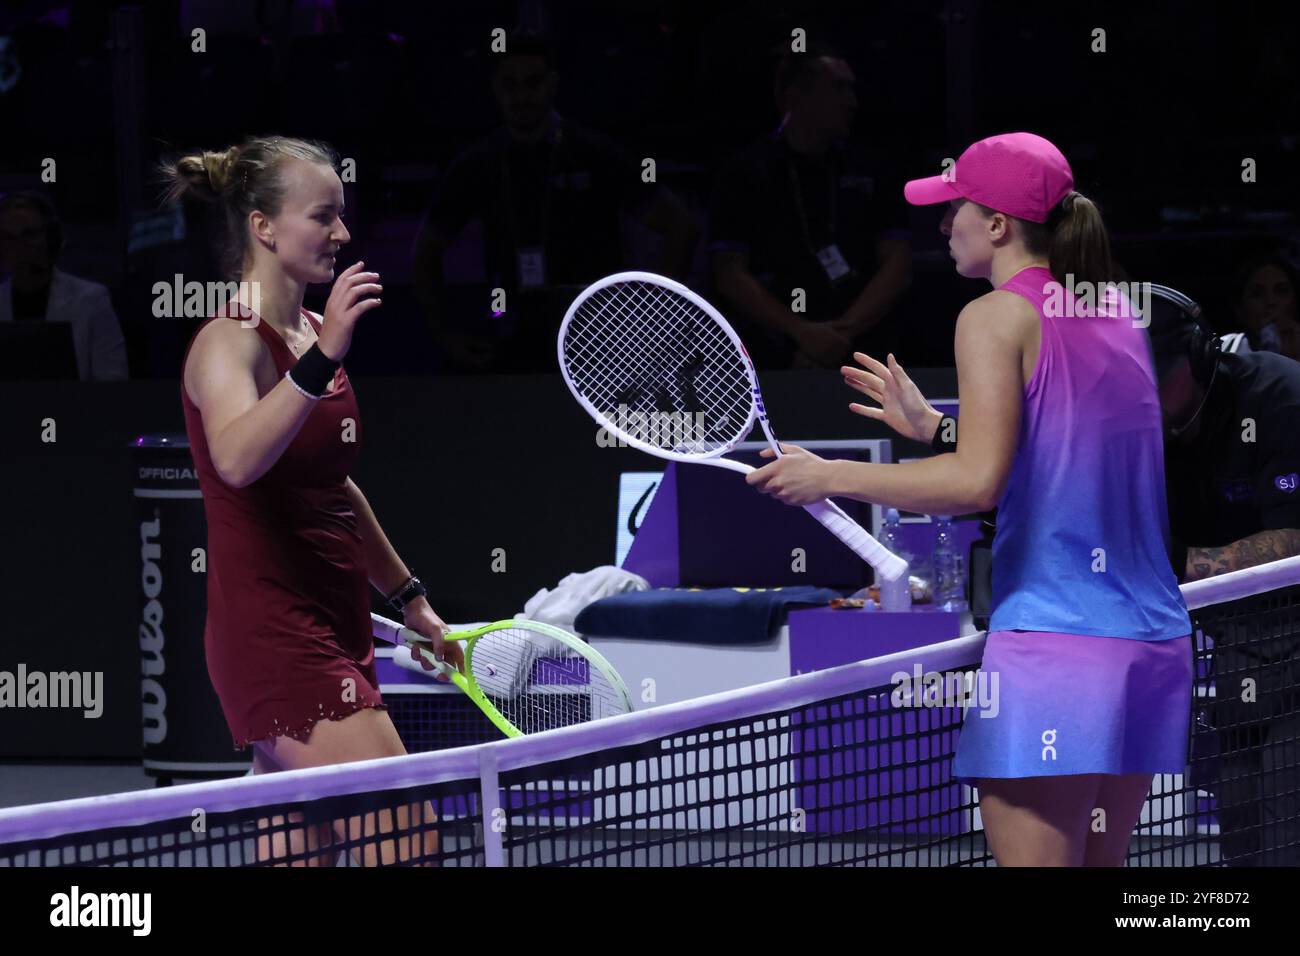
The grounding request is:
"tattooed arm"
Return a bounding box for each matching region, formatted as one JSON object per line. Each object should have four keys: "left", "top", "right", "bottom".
{"left": 1185, "top": 529, "right": 1300, "bottom": 581}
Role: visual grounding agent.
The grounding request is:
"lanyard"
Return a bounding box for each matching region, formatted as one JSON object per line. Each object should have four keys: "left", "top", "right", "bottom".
{"left": 500, "top": 125, "right": 562, "bottom": 252}
{"left": 787, "top": 156, "right": 838, "bottom": 254}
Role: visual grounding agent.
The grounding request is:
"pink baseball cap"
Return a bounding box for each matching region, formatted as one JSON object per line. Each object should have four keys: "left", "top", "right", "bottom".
{"left": 903, "top": 132, "right": 1074, "bottom": 224}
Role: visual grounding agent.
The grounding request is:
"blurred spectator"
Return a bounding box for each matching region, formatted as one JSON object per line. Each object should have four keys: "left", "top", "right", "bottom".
{"left": 119, "top": 199, "right": 225, "bottom": 379}
{"left": 1149, "top": 282, "right": 1300, "bottom": 858}
{"left": 709, "top": 44, "right": 911, "bottom": 370}
{"left": 412, "top": 33, "right": 696, "bottom": 373}
{"left": 1148, "top": 289, "right": 1300, "bottom": 583}
{"left": 0, "top": 190, "right": 127, "bottom": 381}
{"left": 1232, "top": 254, "right": 1300, "bottom": 362}
{"left": 1149, "top": 285, "right": 1300, "bottom": 864}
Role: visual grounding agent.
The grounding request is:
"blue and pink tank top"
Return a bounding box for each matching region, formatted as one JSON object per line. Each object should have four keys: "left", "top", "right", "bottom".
{"left": 988, "top": 266, "right": 1189, "bottom": 640}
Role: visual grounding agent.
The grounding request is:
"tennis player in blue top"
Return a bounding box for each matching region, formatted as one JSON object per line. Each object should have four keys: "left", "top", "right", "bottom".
{"left": 748, "top": 132, "right": 1192, "bottom": 866}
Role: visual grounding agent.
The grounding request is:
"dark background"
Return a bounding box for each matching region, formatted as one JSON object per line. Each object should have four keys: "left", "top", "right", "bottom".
{"left": 1, "top": 1, "right": 1297, "bottom": 756}
{"left": 3, "top": 1, "right": 1298, "bottom": 370}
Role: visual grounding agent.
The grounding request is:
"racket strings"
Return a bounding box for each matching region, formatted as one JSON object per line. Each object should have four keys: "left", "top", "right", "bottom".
{"left": 469, "top": 626, "right": 629, "bottom": 735}
{"left": 610, "top": 284, "right": 750, "bottom": 424}
{"left": 563, "top": 281, "right": 753, "bottom": 455}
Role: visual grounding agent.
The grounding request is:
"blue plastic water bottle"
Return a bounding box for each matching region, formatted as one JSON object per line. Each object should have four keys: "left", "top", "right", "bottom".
{"left": 932, "top": 516, "right": 967, "bottom": 612}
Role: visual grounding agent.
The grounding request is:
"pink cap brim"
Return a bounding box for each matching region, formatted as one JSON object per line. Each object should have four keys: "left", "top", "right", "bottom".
{"left": 903, "top": 175, "right": 962, "bottom": 207}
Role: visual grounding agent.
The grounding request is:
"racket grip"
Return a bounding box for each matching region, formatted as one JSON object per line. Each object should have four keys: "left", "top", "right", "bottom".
{"left": 370, "top": 612, "right": 460, "bottom": 680}
{"left": 370, "top": 612, "right": 405, "bottom": 645}
{"left": 802, "top": 500, "right": 909, "bottom": 582}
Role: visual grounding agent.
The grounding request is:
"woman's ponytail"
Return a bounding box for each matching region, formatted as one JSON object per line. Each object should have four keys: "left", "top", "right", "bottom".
{"left": 1047, "top": 191, "right": 1113, "bottom": 288}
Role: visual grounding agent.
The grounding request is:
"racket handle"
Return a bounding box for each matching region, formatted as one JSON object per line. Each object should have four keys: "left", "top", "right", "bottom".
{"left": 802, "top": 500, "right": 909, "bottom": 582}
{"left": 370, "top": 612, "right": 461, "bottom": 682}
{"left": 370, "top": 612, "right": 408, "bottom": 645}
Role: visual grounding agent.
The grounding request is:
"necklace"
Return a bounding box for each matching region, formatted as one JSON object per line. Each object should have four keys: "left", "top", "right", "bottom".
{"left": 284, "top": 314, "right": 314, "bottom": 357}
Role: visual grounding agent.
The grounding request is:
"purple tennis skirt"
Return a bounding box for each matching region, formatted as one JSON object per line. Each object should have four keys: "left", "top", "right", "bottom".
{"left": 951, "top": 629, "right": 1193, "bottom": 780}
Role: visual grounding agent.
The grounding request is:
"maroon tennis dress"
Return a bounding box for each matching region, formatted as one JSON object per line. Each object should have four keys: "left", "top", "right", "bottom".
{"left": 180, "top": 307, "right": 384, "bottom": 749}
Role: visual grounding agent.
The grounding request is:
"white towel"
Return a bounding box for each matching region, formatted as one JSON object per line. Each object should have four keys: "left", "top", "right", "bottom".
{"left": 521, "top": 566, "right": 650, "bottom": 631}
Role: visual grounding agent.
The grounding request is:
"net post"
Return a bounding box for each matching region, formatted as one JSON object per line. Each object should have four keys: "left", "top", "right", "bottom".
{"left": 479, "top": 747, "right": 505, "bottom": 867}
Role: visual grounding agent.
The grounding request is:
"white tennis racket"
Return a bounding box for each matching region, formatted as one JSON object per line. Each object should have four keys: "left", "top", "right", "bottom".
{"left": 558, "top": 271, "right": 907, "bottom": 582}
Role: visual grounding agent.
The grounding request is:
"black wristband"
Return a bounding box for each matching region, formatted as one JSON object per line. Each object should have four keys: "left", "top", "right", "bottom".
{"left": 931, "top": 414, "right": 958, "bottom": 454}
{"left": 387, "top": 574, "right": 428, "bottom": 612}
{"left": 286, "top": 343, "right": 340, "bottom": 399}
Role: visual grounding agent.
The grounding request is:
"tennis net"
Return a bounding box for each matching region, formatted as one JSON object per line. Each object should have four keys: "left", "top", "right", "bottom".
{"left": 1, "top": 556, "right": 1296, "bottom": 866}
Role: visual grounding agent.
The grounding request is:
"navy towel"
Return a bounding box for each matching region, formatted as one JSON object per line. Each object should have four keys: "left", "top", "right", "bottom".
{"left": 575, "top": 587, "right": 843, "bottom": 645}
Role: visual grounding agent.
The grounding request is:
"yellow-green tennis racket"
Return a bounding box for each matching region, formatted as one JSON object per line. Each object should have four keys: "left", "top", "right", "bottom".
{"left": 371, "top": 614, "right": 633, "bottom": 737}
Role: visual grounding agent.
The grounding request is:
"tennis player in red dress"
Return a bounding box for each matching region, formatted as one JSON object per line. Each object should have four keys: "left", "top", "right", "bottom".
{"left": 171, "top": 136, "right": 463, "bottom": 864}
